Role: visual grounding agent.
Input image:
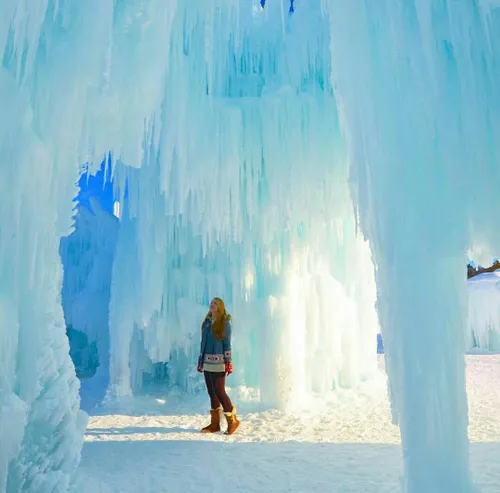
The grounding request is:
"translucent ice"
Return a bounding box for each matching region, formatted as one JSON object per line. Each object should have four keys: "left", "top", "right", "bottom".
{"left": 103, "top": 1, "right": 380, "bottom": 407}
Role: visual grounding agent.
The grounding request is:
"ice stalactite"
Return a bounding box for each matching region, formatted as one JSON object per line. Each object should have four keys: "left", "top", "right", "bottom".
{"left": 104, "top": 1, "right": 380, "bottom": 409}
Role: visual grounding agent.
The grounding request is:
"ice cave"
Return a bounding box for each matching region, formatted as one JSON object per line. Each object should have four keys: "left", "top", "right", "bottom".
{"left": 1, "top": 1, "right": 500, "bottom": 492}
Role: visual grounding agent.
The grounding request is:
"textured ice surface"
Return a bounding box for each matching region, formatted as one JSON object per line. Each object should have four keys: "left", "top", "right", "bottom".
{"left": 60, "top": 196, "right": 118, "bottom": 377}
{"left": 0, "top": 60, "right": 87, "bottom": 493}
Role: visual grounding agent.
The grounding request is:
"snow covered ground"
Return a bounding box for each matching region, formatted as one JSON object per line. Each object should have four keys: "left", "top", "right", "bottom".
{"left": 75, "top": 355, "right": 500, "bottom": 493}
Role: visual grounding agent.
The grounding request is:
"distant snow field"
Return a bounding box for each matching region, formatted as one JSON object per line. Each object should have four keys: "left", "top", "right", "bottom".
{"left": 76, "top": 355, "right": 500, "bottom": 493}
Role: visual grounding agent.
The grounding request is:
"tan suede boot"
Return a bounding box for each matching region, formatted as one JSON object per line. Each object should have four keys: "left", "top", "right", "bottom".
{"left": 201, "top": 408, "right": 222, "bottom": 433}
{"left": 224, "top": 406, "right": 240, "bottom": 435}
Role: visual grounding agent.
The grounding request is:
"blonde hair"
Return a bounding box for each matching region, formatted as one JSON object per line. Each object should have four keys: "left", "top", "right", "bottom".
{"left": 203, "top": 297, "right": 231, "bottom": 340}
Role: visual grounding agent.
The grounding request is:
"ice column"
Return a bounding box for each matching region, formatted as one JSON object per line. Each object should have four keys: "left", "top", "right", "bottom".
{"left": 325, "top": 0, "right": 500, "bottom": 491}
{"left": 0, "top": 1, "right": 115, "bottom": 490}
{"left": 0, "top": 66, "right": 88, "bottom": 493}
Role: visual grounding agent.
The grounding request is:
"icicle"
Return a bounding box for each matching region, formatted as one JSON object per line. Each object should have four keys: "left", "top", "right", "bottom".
{"left": 102, "top": 1, "right": 379, "bottom": 411}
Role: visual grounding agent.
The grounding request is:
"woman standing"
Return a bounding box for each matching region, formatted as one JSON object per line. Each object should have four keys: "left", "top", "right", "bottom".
{"left": 197, "top": 297, "right": 240, "bottom": 435}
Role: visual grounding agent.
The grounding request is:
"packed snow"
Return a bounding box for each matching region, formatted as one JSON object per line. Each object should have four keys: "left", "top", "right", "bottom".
{"left": 74, "top": 355, "right": 500, "bottom": 493}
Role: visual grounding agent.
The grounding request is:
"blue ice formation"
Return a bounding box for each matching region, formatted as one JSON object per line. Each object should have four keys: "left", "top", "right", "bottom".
{"left": 1, "top": 0, "right": 498, "bottom": 491}
{"left": 60, "top": 171, "right": 119, "bottom": 408}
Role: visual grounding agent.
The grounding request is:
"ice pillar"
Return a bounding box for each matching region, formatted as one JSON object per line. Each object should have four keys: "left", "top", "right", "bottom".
{"left": 0, "top": 68, "right": 87, "bottom": 493}
{"left": 324, "top": 1, "right": 500, "bottom": 491}
{"left": 0, "top": 1, "right": 116, "bottom": 489}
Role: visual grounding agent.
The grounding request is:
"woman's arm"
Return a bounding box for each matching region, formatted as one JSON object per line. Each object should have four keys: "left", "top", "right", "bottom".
{"left": 198, "top": 320, "right": 207, "bottom": 371}
{"left": 223, "top": 321, "right": 232, "bottom": 363}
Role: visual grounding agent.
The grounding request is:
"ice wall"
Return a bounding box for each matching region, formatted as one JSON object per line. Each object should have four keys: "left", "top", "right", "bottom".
{"left": 60, "top": 197, "right": 118, "bottom": 380}
{"left": 0, "top": 2, "right": 115, "bottom": 491}
{"left": 104, "top": 1, "right": 380, "bottom": 408}
{"left": 467, "top": 272, "right": 500, "bottom": 351}
{"left": 1, "top": 0, "right": 379, "bottom": 425}
{"left": 325, "top": 1, "right": 500, "bottom": 491}
{"left": 0, "top": 49, "right": 87, "bottom": 493}
{"left": 1, "top": 0, "right": 192, "bottom": 486}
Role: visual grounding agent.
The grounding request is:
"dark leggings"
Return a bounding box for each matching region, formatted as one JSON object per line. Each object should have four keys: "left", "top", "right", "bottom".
{"left": 204, "top": 371, "right": 233, "bottom": 413}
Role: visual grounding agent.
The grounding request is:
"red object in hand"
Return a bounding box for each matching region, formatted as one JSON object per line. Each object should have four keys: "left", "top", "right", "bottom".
{"left": 225, "top": 361, "right": 233, "bottom": 376}
{"left": 197, "top": 364, "right": 203, "bottom": 373}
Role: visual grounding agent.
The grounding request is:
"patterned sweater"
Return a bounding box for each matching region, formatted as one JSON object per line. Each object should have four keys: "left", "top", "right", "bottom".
{"left": 198, "top": 317, "right": 232, "bottom": 372}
